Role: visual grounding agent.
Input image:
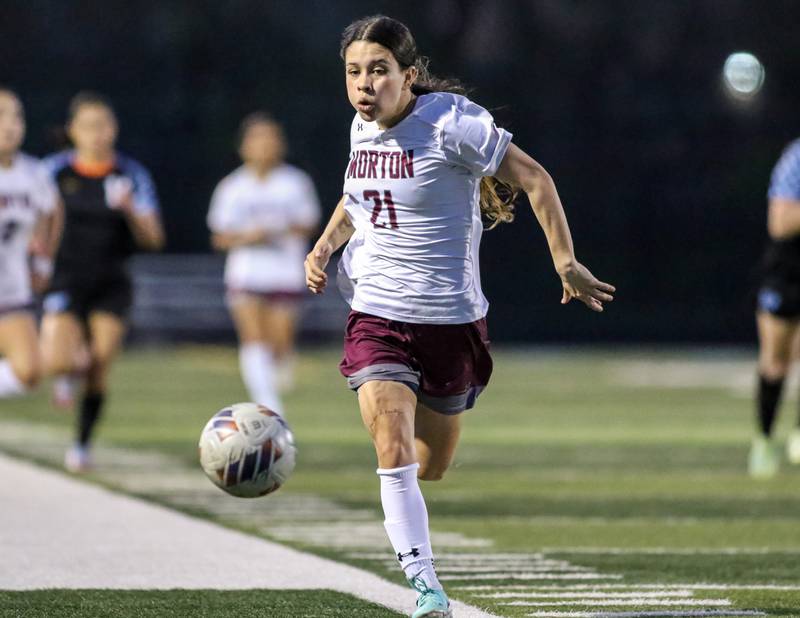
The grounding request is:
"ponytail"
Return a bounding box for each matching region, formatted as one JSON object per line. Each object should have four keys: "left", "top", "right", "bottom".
{"left": 342, "top": 15, "right": 517, "bottom": 229}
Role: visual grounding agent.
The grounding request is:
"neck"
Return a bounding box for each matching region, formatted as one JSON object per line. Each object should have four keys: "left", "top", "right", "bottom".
{"left": 377, "top": 93, "right": 417, "bottom": 130}
{"left": 246, "top": 161, "right": 278, "bottom": 178}
{"left": 75, "top": 150, "right": 114, "bottom": 165}
{"left": 0, "top": 152, "right": 14, "bottom": 168}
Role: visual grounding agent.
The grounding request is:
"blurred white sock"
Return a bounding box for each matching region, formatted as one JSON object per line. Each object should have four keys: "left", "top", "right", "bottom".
{"left": 276, "top": 354, "right": 296, "bottom": 393}
{"left": 377, "top": 463, "right": 442, "bottom": 591}
{"left": 239, "top": 342, "right": 282, "bottom": 415}
{"left": 0, "top": 360, "right": 26, "bottom": 398}
{"left": 52, "top": 374, "right": 78, "bottom": 409}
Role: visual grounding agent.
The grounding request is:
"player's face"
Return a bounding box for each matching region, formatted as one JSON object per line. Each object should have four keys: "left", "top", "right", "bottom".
{"left": 239, "top": 122, "right": 285, "bottom": 170}
{"left": 345, "top": 41, "right": 416, "bottom": 128}
{"left": 68, "top": 104, "right": 118, "bottom": 159}
{"left": 0, "top": 92, "right": 25, "bottom": 159}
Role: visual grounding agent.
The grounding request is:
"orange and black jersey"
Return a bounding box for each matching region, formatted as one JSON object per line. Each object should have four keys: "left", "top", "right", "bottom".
{"left": 43, "top": 150, "right": 159, "bottom": 284}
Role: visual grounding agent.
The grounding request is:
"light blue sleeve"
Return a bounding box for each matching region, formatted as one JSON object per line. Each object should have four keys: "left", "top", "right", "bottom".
{"left": 768, "top": 140, "right": 800, "bottom": 200}
{"left": 120, "top": 155, "right": 160, "bottom": 214}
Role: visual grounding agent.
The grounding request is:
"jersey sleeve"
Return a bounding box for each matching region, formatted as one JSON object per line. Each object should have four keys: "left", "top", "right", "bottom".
{"left": 33, "top": 162, "right": 59, "bottom": 214}
{"left": 128, "top": 161, "right": 160, "bottom": 214}
{"left": 291, "top": 172, "right": 322, "bottom": 229}
{"left": 768, "top": 140, "right": 800, "bottom": 200}
{"left": 440, "top": 96, "right": 512, "bottom": 177}
{"left": 207, "top": 179, "right": 234, "bottom": 232}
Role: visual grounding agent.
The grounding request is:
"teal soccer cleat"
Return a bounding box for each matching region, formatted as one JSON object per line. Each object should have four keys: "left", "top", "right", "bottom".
{"left": 748, "top": 435, "right": 779, "bottom": 479}
{"left": 409, "top": 576, "right": 452, "bottom": 618}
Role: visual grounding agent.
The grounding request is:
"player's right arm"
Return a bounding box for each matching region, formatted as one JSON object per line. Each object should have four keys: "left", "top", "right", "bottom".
{"left": 766, "top": 141, "right": 800, "bottom": 240}
{"left": 304, "top": 195, "right": 354, "bottom": 294}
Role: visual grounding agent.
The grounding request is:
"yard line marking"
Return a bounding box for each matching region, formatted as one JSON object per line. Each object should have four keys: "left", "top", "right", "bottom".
{"left": 434, "top": 566, "right": 596, "bottom": 574}
{"left": 349, "top": 552, "right": 545, "bottom": 560}
{"left": 441, "top": 573, "right": 623, "bottom": 581}
{"left": 541, "top": 547, "right": 800, "bottom": 555}
{"left": 505, "top": 599, "right": 731, "bottom": 607}
{"left": 476, "top": 591, "right": 694, "bottom": 599}
{"left": 527, "top": 609, "right": 767, "bottom": 618}
{"left": 454, "top": 583, "right": 800, "bottom": 592}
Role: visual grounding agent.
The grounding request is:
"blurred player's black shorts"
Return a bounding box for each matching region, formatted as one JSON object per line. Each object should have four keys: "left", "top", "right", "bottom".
{"left": 43, "top": 275, "right": 132, "bottom": 321}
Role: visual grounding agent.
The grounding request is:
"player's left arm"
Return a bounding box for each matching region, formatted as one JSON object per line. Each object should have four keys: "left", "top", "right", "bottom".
{"left": 28, "top": 199, "right": 63, "bottom": 293}
{"left": 495, "top": 142, "right": 615, "bottom": 312}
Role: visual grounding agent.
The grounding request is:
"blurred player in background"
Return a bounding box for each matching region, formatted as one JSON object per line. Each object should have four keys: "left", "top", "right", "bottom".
{"left": 208, "top": 112, "right": 320, "bottom": 415}
{"left": 305, "top": 16, "right": 614, "bottom": 618}
{"left": 0, "top": 87, "right": 60, "bottom": 399}
{"left": 41, "top": 91, "right": 165, "bottom": 473}
{"left": 751, "top": 137, "right": 800, "bottom": 478}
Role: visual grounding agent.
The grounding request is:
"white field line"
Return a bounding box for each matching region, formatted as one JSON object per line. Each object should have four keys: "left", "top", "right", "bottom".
{"left": 541, "top": 547, "right": 800, "bottom": 555}
{"left": 432, "top": 566, "right": 596, "bottom": 574}
{"left": 505, "top": 600, "right": 731, "bottom": 607}
{"left": 350, "top": 552, "right": 544, "bottom": 560}
{"left": 0, "top": 452, "right": 501, "bottom": 618}
{"left": 441, "top": 573, "right": 623, "bottom": 581}
{"left": 477, "top": 592, "right": 694, "bottom": 599}
{"left": 455, "top": 583, "right": 800, "bottom": 592}
{"left": 527, "top": 609, "right": 767, "bottom": 618}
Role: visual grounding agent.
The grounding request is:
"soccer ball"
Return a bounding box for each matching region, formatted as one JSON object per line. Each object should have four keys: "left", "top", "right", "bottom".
{"left": 198, "top": 402, "right": 296, "bottom": 498}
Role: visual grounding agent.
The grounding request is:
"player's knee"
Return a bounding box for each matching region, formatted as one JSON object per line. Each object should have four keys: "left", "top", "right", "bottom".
{"left": 13, "top": 363, "right": 41, "bottom": 390}
{"left": 417, "top": 461, "right": 448, "bottom": 482}
{"left": 373, "top": 429, "right": 415, "bottom": 469}
{"left": 760, "top": 358, "right": 790, "bottom": 380}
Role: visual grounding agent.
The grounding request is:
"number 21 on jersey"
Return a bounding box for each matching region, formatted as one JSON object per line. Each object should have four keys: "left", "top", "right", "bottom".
{"left": 364, "top": 189, "right": 398, "bottom": 229}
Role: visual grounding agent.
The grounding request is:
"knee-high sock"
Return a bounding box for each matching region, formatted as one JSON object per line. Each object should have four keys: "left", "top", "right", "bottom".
{"left": 758, "top": 374, "right": 784, "bottom": 437}
{"left": 377, "top": 463, "right": 442, "bottom": 591}
{"left": 0, "top": 360, "right": 26, "bottom": 398}
{"left": 239, "top": 342, "right": 282, "bottom": 415}
{"left": 78, "top": 392, "right": 104, "bottom": 446}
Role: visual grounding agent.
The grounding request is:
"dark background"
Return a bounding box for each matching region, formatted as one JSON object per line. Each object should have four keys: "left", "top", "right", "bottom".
{"left": 3, "top": 0, "right": 799, "bottom": 343}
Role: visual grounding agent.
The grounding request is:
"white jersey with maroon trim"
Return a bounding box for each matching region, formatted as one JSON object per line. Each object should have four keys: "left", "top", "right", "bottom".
{"left": 208, "top": 164, "right": 321, "bottom": 293}
{"left": 337, "top": 92, "right": 512, "bottom": 324}
{"left": 0, "top": 153, "right": 58, "bottom": 309}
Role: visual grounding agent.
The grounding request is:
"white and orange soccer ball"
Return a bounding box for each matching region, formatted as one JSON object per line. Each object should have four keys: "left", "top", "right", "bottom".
{"left": 199, "top": 402, "right": 296, "bottom": 498}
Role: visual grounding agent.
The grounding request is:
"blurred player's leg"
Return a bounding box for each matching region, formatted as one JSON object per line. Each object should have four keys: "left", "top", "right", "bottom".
{"left": 359, "top": 380, "right": 450, "bottom": 616}
{"left": 262, "top": 302, "right": 299, "bottom": 393}
{"left": 63, "top": 312, "right": 126, "bottom": 473}
{"left": 230, "top": 294, "right": 282, "bottom": 414}
{"left": 414, "top": 403, "right": 461, "bottom": 481}
{"left": 752, "top": 311, "right": 797, "bottom": 477}
{"left": 41, "top": 312, "right": 88, "bottom": 409}
{"left": 0, "top": 313, "right": 40, "bottom": 397}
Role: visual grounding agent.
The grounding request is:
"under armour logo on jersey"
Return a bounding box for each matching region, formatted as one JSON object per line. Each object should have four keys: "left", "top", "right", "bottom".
{"left": 357, "top": 123, "right": 364, "bottom": 131}
{"left": 397, "top": 548, "right": 421, "bottom": 562}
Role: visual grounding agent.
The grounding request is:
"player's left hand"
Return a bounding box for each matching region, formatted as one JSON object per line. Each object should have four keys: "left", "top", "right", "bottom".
{"left": 559, "top": 261, "right": 615, "bottom": 312}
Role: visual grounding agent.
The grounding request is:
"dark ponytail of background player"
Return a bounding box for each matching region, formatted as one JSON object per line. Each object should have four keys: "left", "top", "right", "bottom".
{"left": 340, "top": 15, "right": 517, "bottom": 229}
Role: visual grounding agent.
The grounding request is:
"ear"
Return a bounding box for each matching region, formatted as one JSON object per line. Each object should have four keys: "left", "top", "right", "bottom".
{"left": 403, "top": 65, "right": 418, "bottom": 91}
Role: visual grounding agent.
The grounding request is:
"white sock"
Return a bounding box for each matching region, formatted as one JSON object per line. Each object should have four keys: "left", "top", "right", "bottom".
{"left": 276, "top": 354, "right": 296, "bottom": 393}
{"left": 239, "top": 342, "right": 283, "bottom": 415}
{"left": 0, "top": 360, "right": 27, "bottom": 398}
{"left": 377, "top": 463, "right": 442, "bottom": 591}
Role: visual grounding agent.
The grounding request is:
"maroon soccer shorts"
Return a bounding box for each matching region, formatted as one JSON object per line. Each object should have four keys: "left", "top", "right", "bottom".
{"left": 339, "top": 310, "right": 493, "bottom": 414}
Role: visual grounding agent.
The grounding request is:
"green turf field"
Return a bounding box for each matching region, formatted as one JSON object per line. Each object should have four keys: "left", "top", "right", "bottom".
{"left": 3, "top": 345, "right": 800, "bottom": 617}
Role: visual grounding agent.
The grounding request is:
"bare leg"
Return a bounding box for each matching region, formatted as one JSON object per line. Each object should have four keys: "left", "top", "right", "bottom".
{"left": 0, "top": 313, "right": 41, "bottom": 395}
{"left": 414, "top": 403, "right": 461, "bottom": 481}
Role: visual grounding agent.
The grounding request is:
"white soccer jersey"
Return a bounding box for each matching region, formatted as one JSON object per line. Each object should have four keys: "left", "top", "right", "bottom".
{"left": 337, "top": 92, "right": 512, "bottom": 324}
{"left": 0, "top": 153, "right": 57, "bottom": 309}
{"left": 208, "top": 164, "right": 321, "bottom": 293}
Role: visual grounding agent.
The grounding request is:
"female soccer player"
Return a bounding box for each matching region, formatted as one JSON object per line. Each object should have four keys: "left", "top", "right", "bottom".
{"left": 208, "top": 112, "right": 320, "bottom": 414}
{"left": 0, "top": 87, "right": 60, "bottom": 399}
{"left": 751, "top": 137, "right": 800, "bottom": 478}
{"left": 304, "top": 16, "right": 615, "bottom": 618}
{"left": 41, "top": 91, "right": 165, "bottom": 473}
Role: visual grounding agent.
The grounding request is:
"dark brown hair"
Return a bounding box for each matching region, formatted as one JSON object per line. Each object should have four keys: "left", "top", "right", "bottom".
{"left": 237, "top": 111, "right": 279, "bottom": 146}
{"left": 341, "top": 15, "right": 516, "bottom": 228}
{"left": 67, "top": 90, "right": 115, "bottom": 123}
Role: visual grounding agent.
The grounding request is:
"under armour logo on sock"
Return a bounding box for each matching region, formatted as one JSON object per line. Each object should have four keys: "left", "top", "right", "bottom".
{"left": 397, "top": 548, "right": 421, "bottom": 562}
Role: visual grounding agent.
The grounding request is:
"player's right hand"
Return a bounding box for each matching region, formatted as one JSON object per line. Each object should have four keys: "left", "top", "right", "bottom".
{"left": 305, "top": 241, "right": 332, "bottom": 294}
